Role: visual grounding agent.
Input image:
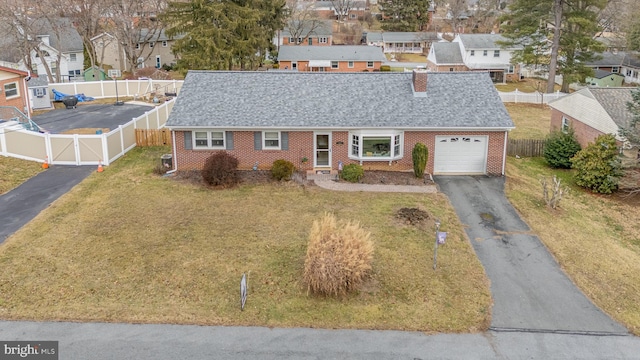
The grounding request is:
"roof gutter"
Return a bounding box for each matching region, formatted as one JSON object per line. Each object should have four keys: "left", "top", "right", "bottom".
{"left": 166, "top": 126, "right": 517, "bottom": 132}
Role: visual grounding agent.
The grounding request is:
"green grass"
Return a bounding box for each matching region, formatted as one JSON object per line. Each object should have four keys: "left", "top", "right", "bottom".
{"left": 505, "top": 103, "right": 551, "bottom": 140}
{"left": 0, "top": 146, "right": 490, "bottom": 331}
{"left": 0, "top": 157, "right": 44, "bottom": 195}
{"left": 505, "top": 158, "right": 640, "bottom": 335}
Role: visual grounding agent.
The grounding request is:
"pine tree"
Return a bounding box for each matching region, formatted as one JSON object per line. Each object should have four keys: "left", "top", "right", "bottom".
{"left": 380, "top": 0, "right": 431, "bottom": 32}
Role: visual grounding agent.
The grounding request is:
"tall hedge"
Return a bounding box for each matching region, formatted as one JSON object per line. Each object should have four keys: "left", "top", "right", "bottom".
{"left": 571, "top": 134, "right": 623, "bottom": 194}
{"left": 544, "top": 129, "right": 581, "bottom": 168}
{"left": 412, "top": 143, "right": 428, "bottom": 178}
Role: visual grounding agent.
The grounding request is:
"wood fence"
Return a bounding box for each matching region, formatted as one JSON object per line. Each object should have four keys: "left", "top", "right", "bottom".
{"left": 136, "top": 128, "right": 172, "bottom": 146}
{"left": 507, "top": 139, "right": 546, "bottom": 157}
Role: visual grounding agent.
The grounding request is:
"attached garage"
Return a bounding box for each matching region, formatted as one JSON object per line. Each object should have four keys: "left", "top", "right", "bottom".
{"left": 434, "top": 135, "right": 488, "bottom": 174}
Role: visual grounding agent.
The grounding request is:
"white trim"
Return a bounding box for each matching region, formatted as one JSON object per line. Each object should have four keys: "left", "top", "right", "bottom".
{"left": 3, "top": 82, "right": 19, "bottom": 98}
{"left": 502, "top": 131, "right": 508, "bottom": 175}
{"left": 193, "top": 130, "right": 225, "bottom": 149}
{"left": 348, "top": 130, "right": 403, "bottom": 161}
{"left": 314, "top": 132, "right": 332, "bottom": 167}
{"left": 434, "top": 135, "right": 488, "bottom": 174}
{"left": 262, "top": 131, "right": 281, "bottom": 150}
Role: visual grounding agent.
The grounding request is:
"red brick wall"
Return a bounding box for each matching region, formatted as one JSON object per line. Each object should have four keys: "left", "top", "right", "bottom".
{"left": 283, "top": 37, "right": 332, "bottom": 46}
{"left": 278, "top": 60, "right": 381, "bottom": 72}
{"left": 174, "top": 130, "right": 507, "bottom": 175}
{"left": 0, "top": 76, "right": 29, "bottom": 115}
{"left": 550, "top": 109, "right": 609, "bottom": 148}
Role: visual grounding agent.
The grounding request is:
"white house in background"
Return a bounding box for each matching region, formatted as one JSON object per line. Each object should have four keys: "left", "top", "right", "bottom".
{"left": 453, "top": 34, "right": 521, "bottom": 83}
{"left": 366, "top": 32, "right": 440, "bottom": 54}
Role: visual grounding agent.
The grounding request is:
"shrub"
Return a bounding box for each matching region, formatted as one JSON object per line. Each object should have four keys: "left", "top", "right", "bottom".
{"left": 412, "top": 143, "right": 429, "bottom": 178}
{"left": 201, "top": 152, "right": 240, "bottom": 187}
{"left": 544, "top": 129, "right": 581, "bottom": 168}
{"left": 340, "top": 163, "right": 364, "bottom": 182}
{"left": 570, "top": 134, "right": 623, "bottom": 194}
{"left": 380, "top": 65, "right": 391, "bottom": 72}
{"left": 271, "top": 159, "right": 295, "bottom": 180}
{"left": 303, "top": 213, "right": 374, "bottom": 296}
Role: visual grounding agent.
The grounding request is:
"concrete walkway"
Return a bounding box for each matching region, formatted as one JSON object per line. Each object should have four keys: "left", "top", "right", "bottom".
{"left": 313, "top": 179, "right": 437, "bottom": 193}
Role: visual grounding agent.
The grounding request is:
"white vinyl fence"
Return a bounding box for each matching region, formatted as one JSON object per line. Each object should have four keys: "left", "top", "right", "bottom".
{"left": 498, "top": 89, "right": 568, "bottom": 104}
{"left": 0, "top": 99, "right": 175, "bottom": 166}
{"left": 48, "top": 79, "right": 183, "bottom": 99}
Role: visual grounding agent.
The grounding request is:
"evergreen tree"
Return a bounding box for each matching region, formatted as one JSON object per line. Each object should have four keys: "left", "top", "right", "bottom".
{"left": 380, "top": 0, "right": 431, "bottom": 32}
{"left": 499, "top": 0, "right": 606, "bottom": 93}
{"left": 621, "top": 87, "right": 640, "bottom": 148}
{"left": 162, "top": 0, "right": 287, "bottom": 71}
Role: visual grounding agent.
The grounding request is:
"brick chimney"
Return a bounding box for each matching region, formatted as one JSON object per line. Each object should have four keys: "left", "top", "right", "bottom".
{"left": 412, "top": 68, "right": 428, "bottom": 93}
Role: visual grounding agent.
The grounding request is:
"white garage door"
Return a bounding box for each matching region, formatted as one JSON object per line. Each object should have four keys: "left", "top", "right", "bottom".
{"left": 434, "top": 135, "right": 488, "bottom": 174}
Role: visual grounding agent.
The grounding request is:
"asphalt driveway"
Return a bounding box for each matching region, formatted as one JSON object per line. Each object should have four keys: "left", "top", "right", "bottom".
{"left": 32, "top": 103, "right": 153, "bottom": 134}
{"left": 435, "top": 176, "right": 627, "bottom": 334}
{"left": 0, "top": 165, "right": 94, "bottom": 243}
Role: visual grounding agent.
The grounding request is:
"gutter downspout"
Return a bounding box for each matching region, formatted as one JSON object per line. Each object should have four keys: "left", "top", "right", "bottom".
{"left": 165, "top": 129, "right": 178, "bottom": 174}
{"left": 502, "top": 130, "right": 508, "bottom": 176}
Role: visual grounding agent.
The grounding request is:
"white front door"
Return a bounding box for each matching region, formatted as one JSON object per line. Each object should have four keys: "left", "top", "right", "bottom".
{"left": 434, "top": 135, "right": 488, "bottom": 174}
{"left": 314, "top": 132, "right": 331, "bottom": 168}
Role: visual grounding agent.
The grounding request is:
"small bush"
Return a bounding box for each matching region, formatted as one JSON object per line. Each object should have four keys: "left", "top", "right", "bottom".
{"left": 152, "top": 163, "right": 168, "bottom": 175}
{"left": 380, "top": 65, "right": 391, "bottom": 72}
{"left": 303, "top": 213, "right": 374, "bottom": 296}
{"left": 544, "top": 129, "right": 581, "bottom": 168}
{"left": 201, "top": 152, "right": 240, "bottom": 187}
{"left": 571, "top": 134, "right": 623, "bottom": 194}
{"left": 340, "top": 163, "right": 364, "bottom": 182}
{"left": 271, "top": 159, "right": 295, "bottom": 180}
{"left": 412, "top": 143, "right": 429, "bottom": 178}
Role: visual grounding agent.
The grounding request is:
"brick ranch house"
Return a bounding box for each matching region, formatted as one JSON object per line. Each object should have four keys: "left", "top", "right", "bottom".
{"left": 548, "top": 87, "right": 634, "bottom": 150}
{"left": 0, "top": 66, "right": 32, "bottom": 116}
{"left": 277, "top": 45, "right": 386, "bottom": 72}
{"left": 165, "top": 70, "right": 515, "bottom": 175}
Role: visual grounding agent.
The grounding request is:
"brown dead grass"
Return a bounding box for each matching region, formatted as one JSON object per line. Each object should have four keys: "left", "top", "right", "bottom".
{"left": 505, "top": 157, "right": 640, "bottom": 335}
{"left": 495, "top": 78, "right": 563, "bottom": 93}
{"left": 505, "top": 103, "right": 551, "bottom": 140}
{"left": 0, "top": 146, "right": 490, "bottom": 332}
{"left": 0, "top": 157, "right": 44, "bottom": 195}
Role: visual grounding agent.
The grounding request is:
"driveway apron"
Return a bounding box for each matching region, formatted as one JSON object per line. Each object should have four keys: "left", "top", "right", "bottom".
{"left": 435, "top": 176, "right": 627, "bottom": 334}
{"left": 0, "top": 166, "right": 94, "bottom": 244}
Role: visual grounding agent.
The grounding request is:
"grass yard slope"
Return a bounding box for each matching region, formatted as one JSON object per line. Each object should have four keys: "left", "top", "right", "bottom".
{"left": 0, "top": 157, "right": 44, "bottom": 195}
{"left": 505, "top": 154, "right": 640, "bottom": 335}
{"left": 0, "top": 147, "right": 490, "bottom": 332}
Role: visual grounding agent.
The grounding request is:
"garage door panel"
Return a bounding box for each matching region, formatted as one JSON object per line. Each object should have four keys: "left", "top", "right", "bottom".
{"left": 434, "top": 136, "right": 487, "bottom": 174}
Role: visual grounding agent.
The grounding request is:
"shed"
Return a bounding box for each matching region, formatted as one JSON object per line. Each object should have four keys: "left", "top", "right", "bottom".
{"left": 26, "top": 76, "right": 52, "bottom": 110}
{"left": 83, "top": 66, "right": 111, "bottom": 81}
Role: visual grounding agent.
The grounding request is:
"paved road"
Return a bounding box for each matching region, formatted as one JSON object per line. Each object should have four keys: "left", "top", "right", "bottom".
{"left": 32, "top": 103, "right": 153, "bottom": 133}
{"left": 0, "top": 165, "right": 94, "bottom": 243}
{"left": 435, "top": 176, "right": 627, "bottom": 334}
{"left": 1, "top": 321, "right": 639, "bottom": 359}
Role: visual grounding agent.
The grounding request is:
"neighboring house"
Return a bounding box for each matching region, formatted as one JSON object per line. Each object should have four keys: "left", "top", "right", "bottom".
{"left": 548, "top": 87, "right": 633, "bottom": 149}
{"left": 276, "top": 20, "right": 333, "bottom": 46}
{"left": 277, "top": 45, "right": 386, "bottom": 72}
{"left": 584, "top": 51, "right": 640, "bottom": 85}
{"left": 585, "top": 69, "right": 624, "bottom": 87}
{"left": 312, "top": 1, "right": 368, "bottom": 20}
{"left": 453, "top": 34, "right": 521, "bottom": 83}
{"left": 366, "top": 32, "right": 440, "bottom": 54}
{"left": 26, "top": 76, "right": 52, "bottom": 111}
{"left": 0, "top": 66, "right": 32, "bottom": 116}
{"left": 426, "top": 42, "right": 466, "bottom": 72}
{"left": 92, "top": 29, "right": 184, "bottom": 72}
{"left": 165, "top": 70, "right": 514, "bottom": 176}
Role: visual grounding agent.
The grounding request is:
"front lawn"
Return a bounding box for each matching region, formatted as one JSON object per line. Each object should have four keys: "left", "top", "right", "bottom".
{"left": 0, "top": 157, "right": 44, "bottom": 195}
{"left": 0, "top": 146, "right": 490, "bottom": 331}
{"left": 504, "top": 103, "right": 551, "bottom": 140}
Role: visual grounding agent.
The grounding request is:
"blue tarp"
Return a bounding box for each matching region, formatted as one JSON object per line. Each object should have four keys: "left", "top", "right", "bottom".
{"left": 51, "top": 89, "right": 95, "bottom": 102}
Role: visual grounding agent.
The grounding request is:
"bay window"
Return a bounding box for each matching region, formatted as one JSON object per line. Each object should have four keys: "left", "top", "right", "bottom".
{"left": 349, "top": 131, "right": 403, "bottom": 160}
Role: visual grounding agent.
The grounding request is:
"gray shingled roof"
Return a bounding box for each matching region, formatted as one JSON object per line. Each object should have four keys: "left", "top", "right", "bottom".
{"left": 457, "top": 34, "right": 520, "bottom": 50}
{"left": 366, "top": 31, "right": 439, "bottom": 43}
{"left": 139, "top": 28, "right": 185, "bottom": 42}
{"left": 431, "top": 42, "right": 463, "bottom": 64}
{"left": 589, "top": 88, "right": 634, "bottom": 128}
{"left": 166, "top": 71, "right": 514, "bottom": 130}
{"left": 277, "top": 45, "right": 386, "bottom": 62}
{"left": 33, "top": 18, "right": 83, "bottom": 53}
{"left": 26, "top": 76, "right": 49, "bottom": 87}
{"left": 584, "top": 52, "right": 626, "bottom": 67}
{"left": 281, "top": 20, "right": 333, "bottom": 37}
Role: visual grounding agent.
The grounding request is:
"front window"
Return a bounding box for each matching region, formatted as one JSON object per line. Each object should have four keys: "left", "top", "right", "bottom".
{"left": 349, "top": 131, "right": 403, "bottom": 160}
{"left": 612, "top": 66, "right": 619, "bottom": 73}
{"left": 149, "top": 42, "right": 155, "bottom": 48}
{"left": 319, "top": 37, "right": 328, "bottom": 44}
{"left": 331, "top": 61, "right": 339, "bottom": 69}
{"left": 194, "top": 131, "right": 225, "bottom": 149}
{"left": 4, "top": 82, "right": 18, "bottom": 98}
{"left": 507, "top": 65, "right": 514, "bottom": 74}
{"left": 162, "top": 40, "right": 168, "bottom": 47}
{"left": 494, "top": 50, "right": 500, "bottom": 57}
{"left": 561, "top": 117, "right": 569, "bottom": 133}
{"left": 483, "top": 50, "right": 488, "bottom": 56}
{"left": 263, "top": 131, "right": 280, "bottom": 149}
{"left": 70, "top": 53, "right": 77, "bottom": 62}
{"left": 289, "top": 37, "right": 294, "bottom": 44}
{"left": 348, "top": 61, "right": 354, "bottom": 68}
{"left": 367, "top": 61, "right": 374, "bottom": 68}
{"left": 470, "top": 50, "right": 475, "bottom": 56}
{"left": 135, "top": 43, "right": 140, "bottom": 50}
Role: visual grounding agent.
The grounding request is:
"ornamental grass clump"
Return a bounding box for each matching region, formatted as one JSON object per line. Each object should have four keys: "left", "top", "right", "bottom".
{"left": 303, "top": 213, "right": 374, "bottom": 297}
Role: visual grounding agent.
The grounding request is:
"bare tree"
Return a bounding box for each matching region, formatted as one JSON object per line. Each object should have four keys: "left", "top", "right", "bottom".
{"left": 330, "top": 0, "right": 354, "bottom": 22}
{"left": 59, "top": 0, "right": 111, "bottom": 71}
{"left": 446, "top": 0, "right": 470, "bottom": 35}
{"left": 285, "top": 0, "right": 327, "bottom": 45}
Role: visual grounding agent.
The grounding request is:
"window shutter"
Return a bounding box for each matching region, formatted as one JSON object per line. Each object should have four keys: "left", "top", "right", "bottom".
{"left": 254, "top": 132, "right": 262, "bottom": 150}
{"left": 184, "top": 132, "right": 192, "bottom": 150}
{"left": 225, "top": 131, "right": 234, "bottom": 150}
{"left": 281, "top": 132, "right": 289, "bottom": 150}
